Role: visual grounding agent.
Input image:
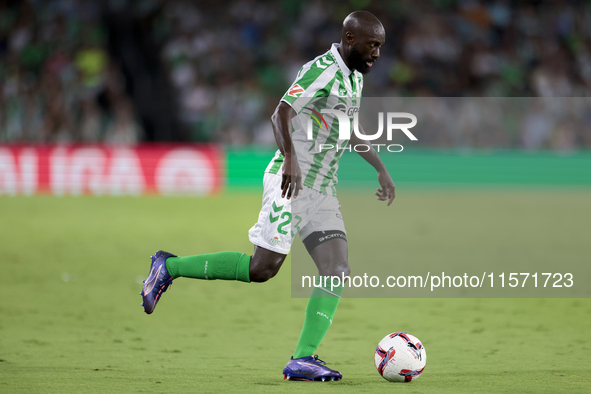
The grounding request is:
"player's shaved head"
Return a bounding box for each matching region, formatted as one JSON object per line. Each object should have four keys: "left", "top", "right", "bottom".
{"left": 338, "top": 11, "right": 385, "bottom": 74}
{"left": 341, "top": 11, "right": 385, "bottom": 44}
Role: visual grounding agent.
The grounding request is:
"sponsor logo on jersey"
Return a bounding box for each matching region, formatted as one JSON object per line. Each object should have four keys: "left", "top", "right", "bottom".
{"left": 306, "top": 106, "right": 418, "bottom": 153}
{"left": 333, "top": 103, "right": 359, "bottom": 117}
{"left": 287, "top": 84, "right": 305, "bottom": 97}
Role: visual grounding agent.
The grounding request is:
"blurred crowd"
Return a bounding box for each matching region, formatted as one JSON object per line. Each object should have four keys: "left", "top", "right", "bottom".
{"left": 0, "top": 0, "right": 142, "bottom": 144}
{"left": 1, "top": 0, "right": 591, "bottom": 149}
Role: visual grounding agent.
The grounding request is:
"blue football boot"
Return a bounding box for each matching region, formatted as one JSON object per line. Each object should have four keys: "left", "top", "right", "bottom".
{"left": 141, "top": 251, "right": 177, "bottom": 314}
{"left": 283, "top": 355, "right": 342, "bottom": 381}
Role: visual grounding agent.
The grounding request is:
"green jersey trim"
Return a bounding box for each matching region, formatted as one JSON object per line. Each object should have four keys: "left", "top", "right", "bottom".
{"left": 268, "top": 153, "right": 284, "bottom": 175}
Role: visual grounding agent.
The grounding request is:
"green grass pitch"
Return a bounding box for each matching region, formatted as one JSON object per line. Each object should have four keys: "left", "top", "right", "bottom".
{"left": 1, "top": 191, "right": 590, "bottom": 393}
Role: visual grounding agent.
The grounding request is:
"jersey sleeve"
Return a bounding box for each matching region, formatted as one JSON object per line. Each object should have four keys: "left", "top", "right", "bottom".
{"left": 281, "top": 60, "right": 335, "bottom": 114}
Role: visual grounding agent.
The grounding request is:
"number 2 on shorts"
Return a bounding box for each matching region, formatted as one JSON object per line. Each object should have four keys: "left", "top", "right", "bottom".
{"left": 277, "top": 212, "right": 292, "bottom": 235}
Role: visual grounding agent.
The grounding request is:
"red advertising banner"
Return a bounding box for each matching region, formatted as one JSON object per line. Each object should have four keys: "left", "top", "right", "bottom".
{"left": 0, "top": 144, "right": 224, "bottom": 196}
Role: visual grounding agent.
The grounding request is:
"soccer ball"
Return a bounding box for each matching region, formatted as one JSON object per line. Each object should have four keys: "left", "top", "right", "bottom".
{"left": 374, "top": 332, "right": 426, "bottom": 382}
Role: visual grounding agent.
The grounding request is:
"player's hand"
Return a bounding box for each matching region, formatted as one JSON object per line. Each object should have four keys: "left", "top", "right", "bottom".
{"left": 281, "top": 155, "right": 304, "bottom": 199}
{"left": 375, "top": 170, "right": 395, "bottom": 206}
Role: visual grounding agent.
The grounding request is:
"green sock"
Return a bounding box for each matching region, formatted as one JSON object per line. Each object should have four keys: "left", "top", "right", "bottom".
{"left": 165, "top": 252, "right": 250, "bottom": 283}
{"left": 293, "top": 281, "right": 343, "bottom": 359}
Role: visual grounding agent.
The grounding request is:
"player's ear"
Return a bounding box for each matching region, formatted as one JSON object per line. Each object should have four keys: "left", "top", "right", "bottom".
{"left": 345, "top": 31, "right": 355, "bottom": 45}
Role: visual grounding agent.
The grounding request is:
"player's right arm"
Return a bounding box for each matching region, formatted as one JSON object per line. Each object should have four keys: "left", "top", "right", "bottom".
{"left": 274, "top": 56, "right": 334, "bottom": 199}
{"left": 271, "top": 102, "right": 303, "bottom": 199}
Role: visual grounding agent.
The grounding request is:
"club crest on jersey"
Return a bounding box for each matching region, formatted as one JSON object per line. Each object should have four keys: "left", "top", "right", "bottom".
{"left": 339, "top": 87, "right": 347, "bottom": 96}
{"left": 287, "top": 84, "right": 305, "bottom": 97}
{"left": 270, "top": 236, "right": 280, "bottom": 246}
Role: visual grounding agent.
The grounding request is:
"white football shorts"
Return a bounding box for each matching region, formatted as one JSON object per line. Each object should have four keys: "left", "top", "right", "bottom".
{"left": 248, "top": 173, "right": 346, "bottom": 254}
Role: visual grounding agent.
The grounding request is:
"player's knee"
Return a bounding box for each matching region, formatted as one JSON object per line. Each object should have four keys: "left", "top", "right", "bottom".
{"left": 319, "top": 261, "right": 350, "bottom": 278}
{"left": 336, "top": 263, "right": 350, "bottom": 278}
{"left": 250, "top": 267, "right": 278, "bottom": 283}
{"left": 340, "top": 263, "right": 351, "bottom": 278}
{"left": 249, "top": 252, "right": 284, "bottom": 283}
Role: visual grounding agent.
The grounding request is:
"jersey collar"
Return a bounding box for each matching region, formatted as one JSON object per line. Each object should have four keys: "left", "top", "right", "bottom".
{"left": 330, "top": 43, "right": 353, "bottom": 77}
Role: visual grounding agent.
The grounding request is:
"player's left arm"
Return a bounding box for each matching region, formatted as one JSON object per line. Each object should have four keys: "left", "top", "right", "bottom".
{"left": 349, "top": 124, "right": 395, "bottom": 206}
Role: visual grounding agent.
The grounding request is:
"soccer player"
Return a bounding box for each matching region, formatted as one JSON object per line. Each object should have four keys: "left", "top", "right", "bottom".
{"left": 141, "top": 10, "right": 394, "bottom": 382}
